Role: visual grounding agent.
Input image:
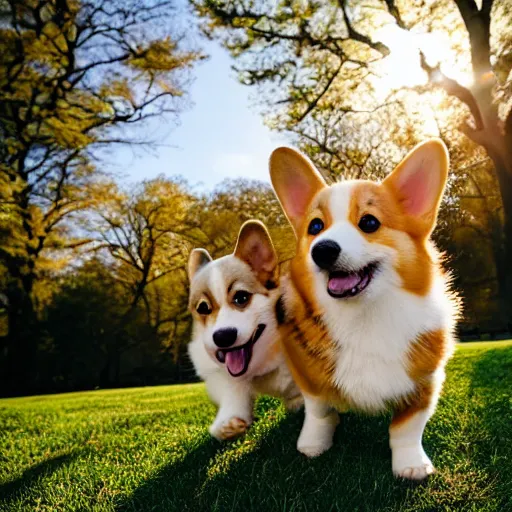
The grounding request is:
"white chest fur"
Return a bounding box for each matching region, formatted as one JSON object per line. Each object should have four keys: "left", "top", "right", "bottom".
{"left": 319, "top": 277, "right": 452, "bottom": 412}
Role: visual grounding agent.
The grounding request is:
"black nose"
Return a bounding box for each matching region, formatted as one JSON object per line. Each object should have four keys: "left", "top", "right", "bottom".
{"left": 213, "top": 328, "right": 238, "bottom": 348}
{"left": 311, "top": 240, "right": 341, "bottom": 270}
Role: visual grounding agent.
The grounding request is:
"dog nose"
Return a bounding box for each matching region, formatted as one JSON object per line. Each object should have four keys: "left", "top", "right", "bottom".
{"left": 311, "top": 240, "right": 341, "bottom": 270}
{"left": 213, "top": 328, "right": 238, "bottom": 348}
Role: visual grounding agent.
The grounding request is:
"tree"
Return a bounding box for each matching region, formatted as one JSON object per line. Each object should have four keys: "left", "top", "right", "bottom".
{"left": 90, "top": 177, "right": 198, "bottom": 382}
{"left": 0, "top": 0, "right": 203, "bottom": 395}
{"left": 193, "top": 0, "right": 512, "bottom": 323}
{"left": 92, "top": 177, "right": 296, "bottom": 379}
{"left": 196, "top": 178, "right": 295, "bottom": 261}
{"left": 41, "top": 257, "right": 191, "bottom": 392}
{"left": 2, "top": 174, "right": 301, "bottom": 395}
{"left": 42, "top": 258, "right": 129, "bottom": 391}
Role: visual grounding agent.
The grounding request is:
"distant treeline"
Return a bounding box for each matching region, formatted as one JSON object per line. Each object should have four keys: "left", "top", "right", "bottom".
{"left": 1, "top": 174, "right": 510, "bottom": 397}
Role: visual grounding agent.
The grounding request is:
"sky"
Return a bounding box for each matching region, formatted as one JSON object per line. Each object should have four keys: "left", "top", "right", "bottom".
{"left": 114, "top": 41, "right": 288, "bottom": 191}
{"left": 110, "top": 6, "right": 471, "bottom": 193}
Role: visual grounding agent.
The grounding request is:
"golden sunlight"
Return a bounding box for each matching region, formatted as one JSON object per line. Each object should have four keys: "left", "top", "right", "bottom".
{"left": 373, "top": 25, "right": 474, "bottom": 99}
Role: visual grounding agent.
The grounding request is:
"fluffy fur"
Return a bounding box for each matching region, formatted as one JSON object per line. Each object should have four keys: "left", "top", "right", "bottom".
{"left": 269, "top": 139, "right": 460, "bottom": 480}
{"left": 187, "top": 220, "right": 302, "bottom": 441}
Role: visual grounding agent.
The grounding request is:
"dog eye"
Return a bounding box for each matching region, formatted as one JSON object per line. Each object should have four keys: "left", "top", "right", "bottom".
{"left": 233, "top": 290, "right": 251, "bottom": 307}
{"left": 196, "top": 301, "right": 212, "bottom": 315}
{"left": 358, "top": 214, "right": 380, "bottom": 234}
{"left": 308, "top": 218, "right": 324, "bottom": 235}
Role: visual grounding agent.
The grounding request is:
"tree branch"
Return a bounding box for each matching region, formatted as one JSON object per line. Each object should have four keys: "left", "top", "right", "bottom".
{"left": 384, "top": 0, "right": 407, "bottom": 29}
{"left": 338, "top": 0, "right": 390, "bottom": 56}
{"left": 296, "top": 62, "right": 342, "bottom": 122}
{"left": 420, "top": 52, "right": 484, "bottom": 131}
{"left": 453, "top": 0, "right": 493, "bottom": 77}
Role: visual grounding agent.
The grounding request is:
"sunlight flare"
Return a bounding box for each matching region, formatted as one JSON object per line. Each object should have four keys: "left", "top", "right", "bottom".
{"left": 373, "top": 25, "right": 474, "bottom": 98}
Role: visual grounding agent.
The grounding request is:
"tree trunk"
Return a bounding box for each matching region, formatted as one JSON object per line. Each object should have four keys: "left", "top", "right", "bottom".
{"left": 469, "top": 79, "right": 512, "bottom": 325}
{"left": 114, "top": 349, "right": 122, "bottom": 386}
{"left": 451, "top": 0, "right": 512, "bottom": 326}
{"left": 100, "top": 353, "right": 113, "bottom": 388}
{"left": 488, "top": 149, "right": 512, "bottom": 325}
{"left": 1, "top": 280, "right": 39, "bottom": 396}
{"left": 1, "top": 172, "right": 41, "bottom": 395}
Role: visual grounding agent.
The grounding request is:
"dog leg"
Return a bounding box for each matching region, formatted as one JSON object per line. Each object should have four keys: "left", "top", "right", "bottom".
{"left": 297, "top": 395, "right": 339, "bottom": 457}
{"left": 205, "top": 372, "right": 253, "bottom": 441}
{"left": 389, "top": 378, "right": 442, "bottom": 480}
{"left": 284, "top": 394, "right": 304, "bottom": 411}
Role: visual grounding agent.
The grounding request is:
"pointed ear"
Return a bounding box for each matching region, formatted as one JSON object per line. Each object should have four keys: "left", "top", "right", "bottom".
{"left": 234, "top": 220, "right": 278, "bottom": 285}
{"left": 269, "top": 147, "right": 327, "bottom": 233}
{"left": 188, "top": 248, "right": 212, "bottom": 281}
{"left": 383, "top": 139, "right": 449, "bottom": 236}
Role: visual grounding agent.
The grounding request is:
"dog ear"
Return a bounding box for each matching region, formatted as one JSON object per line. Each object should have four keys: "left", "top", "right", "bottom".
{"left": 269, "top": 147, "right": 327, "bottom": 234}
{"left": 234, "top": 220, "right": 278, "bottom": 285}
{"left": 188, "top": 248, "right": 212, "bottom": 281}
{"left": 383, "top": 138, "right": 449, "bottom": 237}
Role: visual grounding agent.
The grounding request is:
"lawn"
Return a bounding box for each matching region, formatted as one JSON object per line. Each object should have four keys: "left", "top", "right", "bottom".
{"left": 1, "top": 341, "right": 511, "bottom": 512}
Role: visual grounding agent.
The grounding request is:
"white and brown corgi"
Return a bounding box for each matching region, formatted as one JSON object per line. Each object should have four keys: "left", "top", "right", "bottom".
{"left": 187, "top": 220, "right": 302, "bottom": 441}
{"left": 269, "top": 139, "right": 459, "bottom": 480}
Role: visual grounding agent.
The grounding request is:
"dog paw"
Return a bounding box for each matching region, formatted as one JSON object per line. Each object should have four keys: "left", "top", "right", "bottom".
{"left": 394, "top": 463, "right": 435, "bottom": 480}
{"left": 209, "top": 417, "right": 249, "bottom": 441}
{"left": 297, "top": 412, "right": 339, "bottom": 458}
{"left": 297, "top": 439, "right": 333, "bottom": 458}
{"left": 392, "top": 447, "right": 435, "bottom": 480}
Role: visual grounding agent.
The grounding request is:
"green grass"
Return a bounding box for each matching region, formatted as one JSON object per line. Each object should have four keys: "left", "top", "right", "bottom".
{"left": 1, "top": 341, "right": 511, "bottom": 512}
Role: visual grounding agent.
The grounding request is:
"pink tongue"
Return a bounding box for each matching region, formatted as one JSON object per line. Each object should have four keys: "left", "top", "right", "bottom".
{"left": 226, "top": 348, "right": 246, "bottom": 375}
{"left": 328, "top": 274, "right": 361, "bottom": 295}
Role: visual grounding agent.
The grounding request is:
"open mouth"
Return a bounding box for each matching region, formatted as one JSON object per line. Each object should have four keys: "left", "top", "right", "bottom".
{"left": 327, "top": 262, "right": 379, "bottom": 299}
{"left": 215, "top": 324, "right": 266, "bottom": 377}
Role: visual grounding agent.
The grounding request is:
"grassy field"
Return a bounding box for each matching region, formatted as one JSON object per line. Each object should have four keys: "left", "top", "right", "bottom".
{"left": 1, "top": 341, "right": 511, "bottom": 512}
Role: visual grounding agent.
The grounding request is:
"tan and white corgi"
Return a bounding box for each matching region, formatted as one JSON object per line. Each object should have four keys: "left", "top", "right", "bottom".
{"left": 269, "top": 139, "right": 459, "bottom": 480}
{"left": 187, "top": 220, "right": 302, "bottom": 441}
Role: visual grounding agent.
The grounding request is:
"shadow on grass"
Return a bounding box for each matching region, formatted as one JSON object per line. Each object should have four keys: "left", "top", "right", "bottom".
{"left": 115, "top": 434, "right": 226, "bottom": 511}
{"left": 470, "top": 346, "right": 512, "bottom": 511}
{"left": 117, "top": 347, "right": 512, "bottom": 512}
{"left": 116, "top": 409, "right": 419, "bottom": 512}
{"left": 195, "top": 412, "right": 420, "bottom": 512}
{"left": 0, "top": 451, "right": 79, "bottom": 505}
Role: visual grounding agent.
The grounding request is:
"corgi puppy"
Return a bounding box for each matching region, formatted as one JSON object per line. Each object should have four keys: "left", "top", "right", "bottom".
{"left": 187, "top": 220, "right": 302, "bottom": 441}
{"left": 269, "top": 139, "right": 459, "bottom": 480}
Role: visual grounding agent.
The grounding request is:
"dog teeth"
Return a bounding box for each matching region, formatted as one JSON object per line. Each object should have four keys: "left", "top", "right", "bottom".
{"left": 351, "top": 287, "right": 358, "bottom": 295}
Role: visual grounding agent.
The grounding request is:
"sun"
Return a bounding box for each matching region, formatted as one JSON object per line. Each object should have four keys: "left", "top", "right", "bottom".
{"left": 372, "top": 25, "right": 474, "bottom": 100}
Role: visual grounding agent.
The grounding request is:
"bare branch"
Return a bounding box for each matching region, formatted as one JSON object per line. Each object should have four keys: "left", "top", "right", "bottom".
{"left": 293, "top": 63, "right": 342, "bottom": 122}
{"left": 420, "top": 52, "right": 484, "bottom": 131}
{"left": 384, "top": 0, "right": 407, "bottom": 29}
{"left": 453, "top": 0, "right": 493, "bottom": 77}
{"left": 338, "top": 0, "right": 390, "bottom": 56}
